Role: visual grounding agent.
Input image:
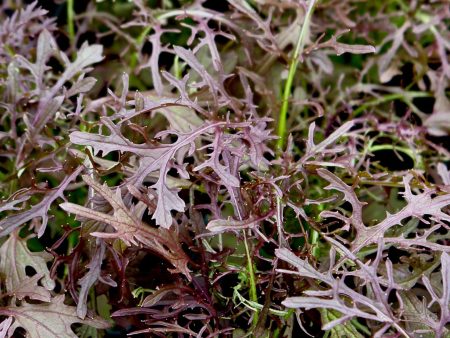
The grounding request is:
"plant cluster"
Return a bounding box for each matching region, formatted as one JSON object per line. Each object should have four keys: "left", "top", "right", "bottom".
{"left": 0, "top": 0, "right": 449, "bottom": 337}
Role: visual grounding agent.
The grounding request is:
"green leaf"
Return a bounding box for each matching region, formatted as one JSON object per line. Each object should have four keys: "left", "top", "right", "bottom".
{"left": 320, "top": 309, "right": 366, "bottom": 338}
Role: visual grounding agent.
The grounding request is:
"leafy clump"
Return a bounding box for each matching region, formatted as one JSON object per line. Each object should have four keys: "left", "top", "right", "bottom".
{"left": 0, "top": 1, "right": 449, "bottom": 337}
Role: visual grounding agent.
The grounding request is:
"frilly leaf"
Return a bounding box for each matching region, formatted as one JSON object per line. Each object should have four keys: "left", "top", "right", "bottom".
{"left": 2, "top": 295, "right": 110, "bottom": 338}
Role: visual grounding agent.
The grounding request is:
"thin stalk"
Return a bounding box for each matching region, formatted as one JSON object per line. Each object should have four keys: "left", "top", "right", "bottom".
{"left": 368, "top": 144, "right": 423, "bottom": 169}
{"left": 243, "top": 230, "right": 258, "bottom": 326}
{"left": 130, "top": 26, "right": 152, "bottom": 70}
{"left": 174, "top": 55, "right": 181, "bottom": 79}
{"left": 346, "top": 179, "right": 413, "bottom": 188}
{"left": 310, "top": 228, "right": 320, "bottom": 257}
{"left": 272, "top": 327, "right": 280, "bottom": 338}
{"left": 277, "top": 0, "right": 317, "bottom": 150}
{"left": 67, "top": 0, "right": 75, "bottom": 47}
{"left": 352, "top": 92, "right": 432, "bottom": 117}
{"left": 350, "top": 318, "right": 372, "bottom": 335}
{"left": 310, "top": 197, "right": 323, "bottom": 258}
{"left": 230, "top": 187, "right": 258, "bottom": 327}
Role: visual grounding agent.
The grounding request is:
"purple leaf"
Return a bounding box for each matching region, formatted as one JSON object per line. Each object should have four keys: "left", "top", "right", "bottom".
{"left": 422, "top": 252, "right": 450, "bottom": 336}
{"left": 66, "top": 76, "right": 97, "bottom": 97}
{"left": 0, "top": 232, "right": 55, "bottom": 300}
{"left": 193, "top": 129, "right": 240, "bottom": 188}
{"left": 76, "top": 240, "right": 106, "bottom": 319}
{"left": 0, "top": 318, "right": 12, "bottom": 338}
{"left": 0, "top": 166, "right": 82, "bottom": 237}
{"left": 151, "top": 175, "right": 185, "bottom": 228}
{"left": 60, "top": 175, "right": 191, "bottom": 279}
{"left": 0, "top": 295, "right": 110, "bottom": 338}
{"left": 351, "top": 174, "right": 450, "bottom": 253}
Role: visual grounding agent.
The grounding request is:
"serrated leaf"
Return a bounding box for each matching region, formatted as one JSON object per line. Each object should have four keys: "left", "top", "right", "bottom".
{"left": 30, "top": 95, "right": 64, "bottom": 133}
{"left": 62, "top": 43, "right": 103, "bottom": 81}
{"left": 66, "top": 77, "right": 97, "bottom": 97}
{"left": 206, "top": 213, "right": 270, "bottom": 233}
{"left": 2, "top": 295, "right": 110, "bottom": 338}
{"left": 141, "top": 286, "right": 180, "bottom": 307}
{"left": 77, "top": 240, "right": 106, "bottom": 319}
{"left": 69, "top": 120, "right": 249, "bottom": 227}
{"left": 282, "top": 297, "right": 381, "bottom": 323}
{"left": 60, "top": 175, "right": 191, "bottom": 279}
{"left": 193, "top": 129, "right": 240, "bottom": 187}
{"left": 206, "top": 217, "right": 255, "bottom": 232}
{"left": 377, "top": 22, "right": 410, "bottom": 82}
{"left": 0, "top": 166, "right": 82, "bottom": 237}
{"left": 132, "top": 94, "right": 203, "bottom": 133}
{"left": 313, "top": 30, "right": 375, "bottom": 57}
{"left": 351, "top": 175, "right": 450, "bottom": 253}
{"left": 333, "top": 42, "right": 376, "bottom": 56}
{"left": 276, "top": 247, "right": 394, "bottom": 327}
{"left": 0, "top": 232, "right": 55, "bottom": 300}
{"left": 35, "top": 29, "right": 57, "bottom": 86}
{"left": 151, "top": 178, "right": 185, "bottom": 228}
{"left": 0, "top": 196, "right": 29, "bottom": 213}
{"left": 400, "top": 292, "right": 437, "bottom": 337}
{"left": 14, "top": 29, "right": 57, "bottom": 90}
{"left": 305, "top": 121, "right": 354, "bottom": 156}
{"left": 8, "top": 274, "right": 52, "bottom": 302}
{"left": 422, "top": 252, "right": 450, "bottom": 336}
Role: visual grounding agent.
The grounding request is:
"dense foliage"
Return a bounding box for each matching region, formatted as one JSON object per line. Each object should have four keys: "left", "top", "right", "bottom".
{"left": 0, "top": 0, "right": 449, "bottom": 337}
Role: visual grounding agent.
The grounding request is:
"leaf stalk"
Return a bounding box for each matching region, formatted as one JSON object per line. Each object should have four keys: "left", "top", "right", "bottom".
{"left": 277, "top": 0, "right": 317, "bottom": 150}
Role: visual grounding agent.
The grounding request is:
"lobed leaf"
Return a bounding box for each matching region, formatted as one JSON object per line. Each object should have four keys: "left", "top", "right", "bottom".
{"left": 0, "top": 295, "right": 110, "bottom": 338}
{"left": 0, "top": 233, "right": 55, "bottom": 300}
{"left": 60, "top": 175, "right": 191, "bottom": 279}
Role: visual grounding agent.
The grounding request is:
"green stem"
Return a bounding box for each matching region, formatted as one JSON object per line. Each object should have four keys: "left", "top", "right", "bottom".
{"left": 67, "top": 0, "right": 75, "bottom": 47}
{"left": 272, "top": 327, "right": 280, "bottom": 338}
{"left": 243, "top": 230, "right": 258, "bottom": 326}
{"left": 310, "top": 198, "right": 323, "bottom": 258}
{"left": 277, "top": 0, "right": 317, "bottom": 150}
{"left": 352, "top": 92, "right": 432, "bottom": 117}
{"left": 174, "top": 55, "right": 181, "bottom": 79}
{"left": 310, "top": 228, "right": 320, "bottom": 257}
{"left": 130, "top": 26, "right": 152, "bottom": 70}
{"left": 368, "top": 144, "right": 423, "bottom": 168}
{"left": 350, "top": 318, "right": 371, "bottom": 335}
